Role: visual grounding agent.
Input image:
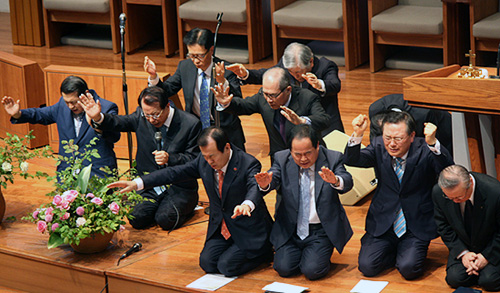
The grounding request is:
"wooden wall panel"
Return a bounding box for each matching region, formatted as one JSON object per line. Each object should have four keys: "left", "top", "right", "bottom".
{"left": 0, "top": 51, "right": 48, "bottom": 148}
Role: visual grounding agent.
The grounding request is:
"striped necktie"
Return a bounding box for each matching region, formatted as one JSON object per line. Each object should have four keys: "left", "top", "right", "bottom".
{"left": 393, "top": 158, "right": 406, "bottom": 238}
{"left": 218, "top": 170, "right": 231, "bottom": 240}
{"left": 297, "top": 168, "right": 311, "bottom": 240}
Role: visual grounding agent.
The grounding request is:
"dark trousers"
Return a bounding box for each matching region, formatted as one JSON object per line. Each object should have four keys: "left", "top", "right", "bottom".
{"left": 128, "top": 185, "right": 198, "bottom": 230}
{"left": 446, "top": 256, "right": 500, "bottom": 291}
{"left": 358, "top": 229, "right": 430, "bottom": 280}
{"left": 273, "top": 224, "right": 334, "bottom": 280}
{"left": 199, "top": 228, "right": 273, "bottom": 277}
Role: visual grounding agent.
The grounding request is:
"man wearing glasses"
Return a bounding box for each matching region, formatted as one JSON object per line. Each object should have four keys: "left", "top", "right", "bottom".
{"left": 432, "top": 165, "right": 500, "bottom": 291}
{"left": 80, "top": 86, "right": 202, "bottom": 232}
{"left": 212, "top": 67, "right": 330, "bottom": 160}
{"left": 143, "top": 28, "right": 246, "bottom": 151}
{"left": 344, "top": 111, "right": 453, "bottom": 280}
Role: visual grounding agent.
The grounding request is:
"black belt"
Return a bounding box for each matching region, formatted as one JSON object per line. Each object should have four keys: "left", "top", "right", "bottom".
{"left": 309, "top": 223, "right": 322, "bottom": 231}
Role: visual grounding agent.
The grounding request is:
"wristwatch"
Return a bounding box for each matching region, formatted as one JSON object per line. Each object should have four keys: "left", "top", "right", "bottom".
{"left": 333, "top": 176, "right": 340, "bottom": 187}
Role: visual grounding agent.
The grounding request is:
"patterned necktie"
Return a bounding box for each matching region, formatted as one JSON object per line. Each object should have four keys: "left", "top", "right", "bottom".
{"left": 199, "top": 72, "right": 210, "bottom": 129}
{"left": 393, "top": 158, "right": 407, "bottom": 238}
{"left": 297, "top": 168, "right": 311, "bottom": 240}
{"left": 274, "top": 110, "right": 286, "bottom": 142}
{"left": 218, "top": 170, "right": 231, "bottom": 240}
{"left": 464, "top": 199, "right": 473, "bottom": 237}
{"left": 160, "top": 125, "right": 168, "bottom": 149}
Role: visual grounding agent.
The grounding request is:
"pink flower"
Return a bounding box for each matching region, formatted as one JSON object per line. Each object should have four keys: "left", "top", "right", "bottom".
{"left": 119, "top": 225, "right": 126, "bottom": 232}
{"left": 37, "top": 221, "right": 47, "bottom": 233}
{"left": 62, "top": 201, "right": 70, "bottom": 210}
{"left": 108, "top": 202, "right": 120, "bottom": 215}
{"left": 86, "top": 193, "right": 95, "bottom": 198}
{"left": 61, "top": 212, "right": 70, "bottom": 220}
{"left": 76, "top": 206, "right": 85, "bottom": 216}
{"left": 52, "top": 195, "right": 63, "bottom": 206}
{"left": 45, "top": 207, "right": 54, "bottom": 216}
{"left": 32, "top": 210, "right": 39, "bottom": 219}
{"left": 45, "top": 214, "right": 53, "bottom": 222}
{"left": 63, "top": 190, "right": 79, "bottom": 203}
{"left": 91, "top": 197, "right": 104, "bottom": 206}
{"left": 51, "top": 223, "right": 59, "bottom": 232}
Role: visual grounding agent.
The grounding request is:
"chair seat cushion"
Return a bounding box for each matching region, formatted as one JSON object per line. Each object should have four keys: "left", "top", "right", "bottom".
{"left": 43, "top": 0, "right": 110, "bottom": 13}
{"left": 179, "top": 0, "right": 246, "bottom": 23}
{"left": 473, "top": 12, "right": 500, "bottom": 39}
{"left": 371, "top": 5, "right": 442, "bottom": 35}
{"left": 273, "top": 1, "right": 343, "bottom": 29}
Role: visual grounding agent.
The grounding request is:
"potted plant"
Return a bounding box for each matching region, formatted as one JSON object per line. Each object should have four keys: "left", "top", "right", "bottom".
{"left": 0, "top": 132, "right": 52, "bottom": 223}
{"left": 24, "top": 138, "right": 143, "bottom": 253}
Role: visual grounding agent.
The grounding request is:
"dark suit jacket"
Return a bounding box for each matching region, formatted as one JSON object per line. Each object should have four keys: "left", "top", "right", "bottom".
{"left": 266, "top": 146, "right": 353, "bottom": 253}
{"left": 433, "top": 172, "right": 500, "bottom": 267}
{"left": 344, "top": 137, "right": 454, "bottom": 241}
{"left": 224, "top": 86, "right": 330, "bottom": 157}
{"left": 142, "top": 146, "right": 273, "bottom": 258}
{"left": 97, "top": 106, "right": 201, "bottom": 192}
{"left": 11, "top": 89, "right": 120, "bottom": 178}
{"left": 155, "top": 57, "right": 246, "bottom": 150}
{"left": 244, "top": 56, "right": 343, "bottom": 135}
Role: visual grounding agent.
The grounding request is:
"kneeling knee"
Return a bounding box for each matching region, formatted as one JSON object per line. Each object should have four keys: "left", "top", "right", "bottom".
{"left": 358, "top": 259, "right": 382, "bottom": 277}
{"left": 273, "top": 261, "right": 299, "bottom": 278}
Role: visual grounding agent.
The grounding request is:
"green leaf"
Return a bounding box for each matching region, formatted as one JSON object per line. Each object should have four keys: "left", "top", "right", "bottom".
{"left": 77, "top": 164, "right": 92, "bottom": 193}
{"left": 48, "top": 233, "right": 65, "bottom": 249}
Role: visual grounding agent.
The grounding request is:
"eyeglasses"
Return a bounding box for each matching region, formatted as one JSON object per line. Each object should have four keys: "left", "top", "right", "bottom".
{"left": 186, "top": 51, "right": 209, "bottom": 61}
{"left": 143, "top": 109, "right": 163, "bottom": 120}
{"left": 443, "top": 186, "right": 470, "bottom": 201}
{"left": 383, "top": 135, "right": 408, "bottom": 143}
{"left": 262, "top": 87, "right": 286, "bottom": 100}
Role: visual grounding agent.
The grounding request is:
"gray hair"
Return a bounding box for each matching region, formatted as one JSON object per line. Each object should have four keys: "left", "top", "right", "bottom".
{"left": 438, "top": 165, "right": 471, "bottom": 190}
{"left": 263, "top": 67, "right": 290, "bottom": 91}
{"left": 282, "top": 42, "right": 313, "bottom": 70}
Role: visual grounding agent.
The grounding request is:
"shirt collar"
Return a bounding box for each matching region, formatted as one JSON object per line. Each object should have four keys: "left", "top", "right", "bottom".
{"left": 163, "top": 106, "right": 174, "bottom": 128}
{"left": 220, "top": 148, "right": 233, "bottom": 174}
{"left": 198, "top": 59, "right": 214, "bottom": 78}
{"left": 468, "top": 174, "right": 476, "bottom": 204}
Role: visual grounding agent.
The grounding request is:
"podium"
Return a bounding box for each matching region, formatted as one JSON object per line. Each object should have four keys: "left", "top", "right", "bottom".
{"left": 403, "top": 65, "right": 500, "bottom": 179}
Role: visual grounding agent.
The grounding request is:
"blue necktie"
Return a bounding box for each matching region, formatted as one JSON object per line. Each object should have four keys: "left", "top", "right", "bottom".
{"left": 393, "top": 158, "right": 406, "bottom": 238}
{"left": 199, "top": 72, "right": 210, "bottom": 129}
{"left": 297, "top": 168, "right": 311, "bottom": 240}
{"left": 160, "top": 125, "right": 168, "bottom": 148}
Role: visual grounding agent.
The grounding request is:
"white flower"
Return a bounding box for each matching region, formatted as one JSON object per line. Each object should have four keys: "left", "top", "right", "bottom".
{"left": 20, "top": 162, "right": 29, "bottom": 172}
{"left": 76, "top": 217, "right": 87, "bottom": 227}
{"left": 2, "top": 162, "right": 12, "bottom": 172}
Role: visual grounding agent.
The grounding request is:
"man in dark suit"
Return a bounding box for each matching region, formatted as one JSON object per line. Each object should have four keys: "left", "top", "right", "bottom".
{"left": 144, "top": 28, "right": 246, "bottom": 151}
{"left": 79, "top": 86, "right": 201, "bottom": 231}
{"left": 432, "top": 165, "right": 500, "bottom": 291}
{"left": 213, "top": 67, "right": 330, "bottom": 159}
{"left": 255, "top": 124, "right": 353, "bottom": 280}
{"left": 2, "top": 75, "right": 120, "bottom": 178}
{"left": 344, "top": 111, "right": 453, "bottom": 280}
{"left": 227, "top": 42, "right": 342, "bottom": 136}
{"left": 108, "top": 127, "right": 273, "bottom": 277}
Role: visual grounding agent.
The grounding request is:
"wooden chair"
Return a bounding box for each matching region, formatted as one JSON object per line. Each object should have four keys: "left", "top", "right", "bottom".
{"left": 122, "top": 0, "right": 178, "bottom": 56}
{"left": 470, "top": 0, "right": 500, "bottom": 65}
{"left": 270, "top": 0, "right": 368, "bottom": 71}
{"left": 368, "top": 0, "right": 464, "bottom": 72}
{"left": 42, "top": 0, "right": 121, "bottom": 53}
{"left": 176, "top": 0, "right": 271, "bottom": 64}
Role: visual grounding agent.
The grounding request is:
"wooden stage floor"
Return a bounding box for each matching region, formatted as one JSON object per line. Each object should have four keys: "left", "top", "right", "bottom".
{"left": 0, "top": 11, "right": 469, "bottom": 293}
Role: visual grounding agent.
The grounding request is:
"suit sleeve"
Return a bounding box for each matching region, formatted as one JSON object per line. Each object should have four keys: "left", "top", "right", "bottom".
{"left": 307, "top": 95, "right": 331, "bottom": 132}
{"left": 224, "top": 94, "right": 261, "bottom": 116}
{"left": 343, "top": 142, "right": 377, "bottom": 168}
{"left": 98, "top": 109, "right": 141, "bottom": 133}
{"left": 320, "top": 60, "right": 341, "bottom": 96}
{"left": 225, "top": 69, "right": 243, "bottom": 98}
{"left": 244, "top": 67, "right": 269, "bottom": 85}
{"left": 168, "top": 120, "right": 202, "bottom": 166}
{"left": 480, "top": 193, "right": 500, "bottom": 266}
{"left": 11, "top": 103, "right": 59, "bottom": 125}
{"left": 100, "top": 102, "right": 121, "bottom": 144}
{"left": 142, "top": 155, "right": 201, "bottom": 189}
{"left": 432, "top": 185, "right": 469, "bottom": 259}
{"left": 267, "top": 155, "right": 284, "bottom": 192}
{"left": 156, "top": 65, "right": 183, "bottom": 97}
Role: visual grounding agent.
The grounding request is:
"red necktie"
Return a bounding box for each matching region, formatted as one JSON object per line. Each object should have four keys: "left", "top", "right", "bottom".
{"left": 218, "top": 170, "right": 231, "bottom": 240}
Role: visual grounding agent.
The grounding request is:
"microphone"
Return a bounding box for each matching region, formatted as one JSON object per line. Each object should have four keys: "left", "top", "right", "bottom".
{"left": 117, "top": 242, "right": 142, "bottom": 266}
{"left": 155, "top": 131, "right": 162, "bottom": 152}
{"left": 490, "top": 42, "right": 500, "bottom": 79}
{"left": 119, "top": 13, "right": 126, "bottom": 35}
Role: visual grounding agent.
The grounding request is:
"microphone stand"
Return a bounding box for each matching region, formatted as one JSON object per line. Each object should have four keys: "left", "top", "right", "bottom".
{"left": 212, "top": 13, "right": 223, "bottom": 128}
{"left": 120, "top": 13, "right": 134, "bottom": 168}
